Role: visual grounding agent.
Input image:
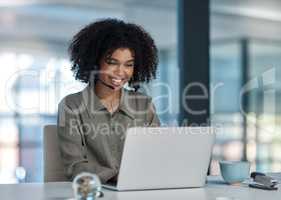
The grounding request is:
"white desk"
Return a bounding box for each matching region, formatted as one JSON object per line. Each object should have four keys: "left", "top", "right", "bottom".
{"left": 1, "top": 176, "right": 281, "bottom": 200}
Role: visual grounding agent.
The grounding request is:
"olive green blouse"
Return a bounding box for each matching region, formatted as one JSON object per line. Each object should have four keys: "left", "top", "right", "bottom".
{"left": 57, "top": 85, "right": 160, "bottom": 183}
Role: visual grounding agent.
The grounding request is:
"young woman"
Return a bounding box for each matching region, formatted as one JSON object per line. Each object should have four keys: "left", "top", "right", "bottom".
{"left": 57, "top": 18, "right": 160, "bottom": 184}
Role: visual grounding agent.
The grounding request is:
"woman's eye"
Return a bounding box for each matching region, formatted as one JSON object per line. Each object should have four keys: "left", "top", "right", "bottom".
{"left": 106, "top": 61, "right": 118, "bottom": 65}
{"left": 126, "top": 63, "right": 134, "bottom": 67}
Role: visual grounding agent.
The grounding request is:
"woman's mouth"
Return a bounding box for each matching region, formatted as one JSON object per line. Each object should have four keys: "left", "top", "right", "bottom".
{"left": 111, "top": 77, "right": 125, "bottom": 86}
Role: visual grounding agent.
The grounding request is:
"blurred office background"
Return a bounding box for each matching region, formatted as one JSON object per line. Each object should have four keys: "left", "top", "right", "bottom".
{"left": 1, "top": 0, "right": 281, "bottom": 183}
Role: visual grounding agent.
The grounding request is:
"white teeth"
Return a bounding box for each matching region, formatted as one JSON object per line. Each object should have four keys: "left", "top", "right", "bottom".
{"left": 112, "top": 78, "right": 122, "bottom": 83}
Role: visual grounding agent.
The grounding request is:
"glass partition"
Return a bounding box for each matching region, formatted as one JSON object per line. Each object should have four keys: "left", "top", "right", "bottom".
{"left": 211, "top": 38, "right": 281, "bottom": 174}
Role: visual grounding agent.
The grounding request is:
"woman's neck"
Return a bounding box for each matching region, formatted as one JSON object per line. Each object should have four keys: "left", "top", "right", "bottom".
{"left": 94, "top": 81, "right": 121, "bottom": 101}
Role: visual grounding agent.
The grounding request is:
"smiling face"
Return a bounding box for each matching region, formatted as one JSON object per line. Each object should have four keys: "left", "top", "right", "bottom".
{"left": 98, "top": 48, "right": 135, "bottom": 90}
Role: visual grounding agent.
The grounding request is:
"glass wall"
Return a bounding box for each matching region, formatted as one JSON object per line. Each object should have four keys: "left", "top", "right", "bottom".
{"left": 210, "top": 41, "right": 243, "bottom": 174}
{"left": 249, "top": 40, "right": 281, "bottom": 172}
{"left": 210, "top": 38, "right": 281, "bottom": 174}
{"left": 0, "top": 50, "right": 85, "bottom": 182}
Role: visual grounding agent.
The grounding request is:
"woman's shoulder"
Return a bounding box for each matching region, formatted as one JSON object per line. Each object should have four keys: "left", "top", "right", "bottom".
{"left": 123, "top": 88, "right": 153, "bottom": 110}
{"left": 123, "top": 89, "right": 158, "bottom": 121}
{"left": 124, "top": 88, "right": 152, "bottom": 100}
{"left": 58, "top": 90, "right": 84, "bottom": 110}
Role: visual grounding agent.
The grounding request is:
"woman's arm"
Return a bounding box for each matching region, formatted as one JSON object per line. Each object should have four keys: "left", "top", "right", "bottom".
{"left": 57, "top": 100, "right": 116, "bottom": 183}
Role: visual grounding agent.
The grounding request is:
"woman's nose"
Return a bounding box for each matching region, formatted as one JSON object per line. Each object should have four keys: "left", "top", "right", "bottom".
{"left": 113, "top": 64, "right": 125, "bottom": 76}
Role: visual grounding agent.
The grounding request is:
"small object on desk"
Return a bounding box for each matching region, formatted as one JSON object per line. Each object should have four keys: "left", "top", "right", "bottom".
{"left": 219, "top": 160, "right": 250, "bottom": 184}
{"left": 249, "top": 172, "right": 279, "bottom": 190}
{"left": 72, "top": 172, "right": 104, "bottom": 200}
{"left": 249, "top": 183, "right": 278, "bottom": 190}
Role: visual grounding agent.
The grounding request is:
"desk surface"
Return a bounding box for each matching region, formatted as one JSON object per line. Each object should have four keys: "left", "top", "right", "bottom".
{"left": 1, "top": 176, "right": 281, "bottom": 200}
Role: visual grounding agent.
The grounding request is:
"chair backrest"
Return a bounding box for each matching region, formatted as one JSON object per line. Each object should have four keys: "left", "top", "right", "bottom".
{"left": 43, "top": 125, "right": 68, "bottom": 182}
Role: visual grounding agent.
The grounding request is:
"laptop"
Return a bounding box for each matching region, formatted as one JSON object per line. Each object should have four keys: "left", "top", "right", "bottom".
{"left": 103, "top": 127, "right": 215, "bottom": 191}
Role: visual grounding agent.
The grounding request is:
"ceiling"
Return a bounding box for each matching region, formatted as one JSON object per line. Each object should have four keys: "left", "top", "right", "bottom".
{"left": 1, "top": 0, "right": 281, "bottom": 52}
{"left": 211, "top": 0, "right": 281, "bottom": 41}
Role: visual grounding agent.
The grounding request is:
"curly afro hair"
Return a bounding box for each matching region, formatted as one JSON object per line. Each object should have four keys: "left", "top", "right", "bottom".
{"left": 68, "top": 18, "right": 158, "bottom": 88}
